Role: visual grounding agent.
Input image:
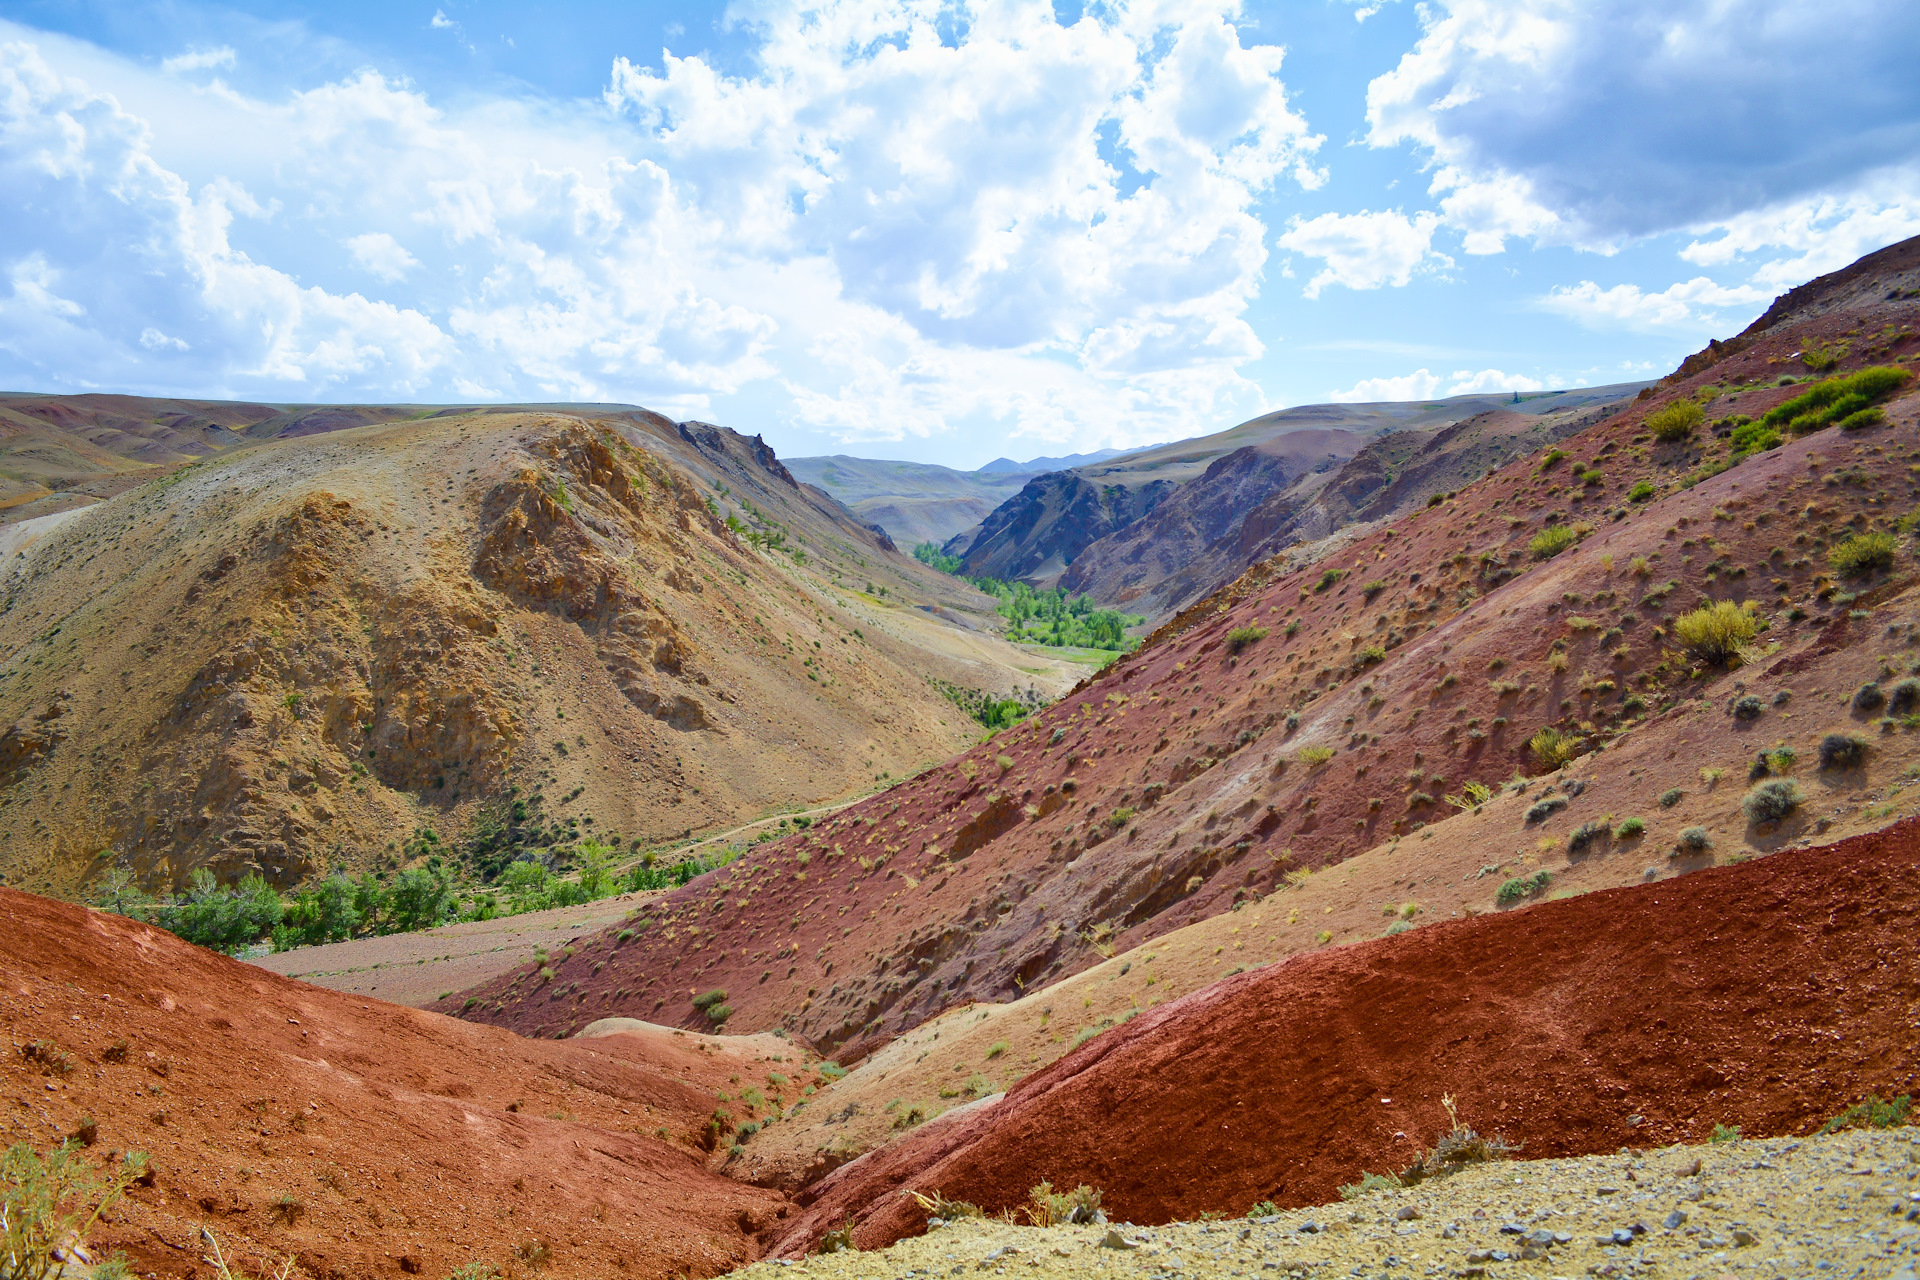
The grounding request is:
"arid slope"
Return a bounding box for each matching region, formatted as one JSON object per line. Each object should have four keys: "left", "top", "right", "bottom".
{"left": 0, "top": 410, "right": 1073, "bottom": 897}
{"left": 0, "top": 887, "right": 800, "bottom": 1279}
{"left": 774, "top": 812, "right": 1920, "bottom": 1253}
{"left": 443, "top": 241, "right": 1920, "bottom": 1069}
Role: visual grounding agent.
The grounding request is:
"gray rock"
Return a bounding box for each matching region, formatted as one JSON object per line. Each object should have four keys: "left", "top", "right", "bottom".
{"left": 1663, "top": 1209, "right": 1688, "bottom": 1230}
{"left": 1393, "top": 1206, "right": 1421, "bottom": 1221}
{"left": 1297, "top": 1220, "right": 1321, "bottom": 1234}
{"left": 1098, "top": 1230, "right": 1138, "bottom": 1251}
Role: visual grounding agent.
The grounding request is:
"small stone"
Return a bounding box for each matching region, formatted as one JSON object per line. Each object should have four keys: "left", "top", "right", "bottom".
{"left": 1466, "top": 1250, "right": 1494, "bottom": 1264}
{"left": 1393, "top": 1206, "right": 1421, "bottom": 1221}
{"left": 1595, "top": 1186, "right": 1619, "bottom": 1197}
{"left": 1610, "top": 1228, "right": 1636, "bottom": 1245}
{"left": 1098, "top": 1230, "right": 1137, "bottom": 1251}
{"left": 1553, "top": 1232, "right": 1572, "bottom": 1245}
{"left": 1663, "top": 1210, "right": 1688, "bottom": 1230}
{"left": 1732, "top": 1229, "right": 1757, "bottom": 1246}
{"left": 1524, "top": 1228, "right": 1554, "bottom": 1247}
{"left": 1296, "top": 1220, "right": 1321, "bottom": 1235}
{"left": 1676, "top": 1157, "right": 1703, "bottom": 1178}
{"left": 1498, "top": 1222, "right": 1526, "bottom": 1235}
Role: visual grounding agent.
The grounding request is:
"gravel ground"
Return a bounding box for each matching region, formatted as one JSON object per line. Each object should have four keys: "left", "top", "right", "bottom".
{"left": 740, "top": 1128, "right": 1920, "bottom": 1280}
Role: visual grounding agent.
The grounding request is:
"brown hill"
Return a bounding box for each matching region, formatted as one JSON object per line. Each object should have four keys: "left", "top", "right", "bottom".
{"left": 1058, "top": 399, "right": 1634, "bottom": 616}
{"left": 0, "top": 886, "right": 795, "bottom": 1279}
{"left": 944, "top": 385, "right": 1644, "bottom": 597}
{"left": 0, "top": 408, "right": 1079, "bottom": 896}
{"left": 441, "top": 240, "right": 1920, "bottom": 1071}
{"left": 772, "top": 812, "right": 1920, "bottom": 1253}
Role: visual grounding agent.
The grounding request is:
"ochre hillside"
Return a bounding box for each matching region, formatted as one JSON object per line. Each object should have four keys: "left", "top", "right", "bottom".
{"left": 0, "top": 409, "right": 1072, "bottom": 896}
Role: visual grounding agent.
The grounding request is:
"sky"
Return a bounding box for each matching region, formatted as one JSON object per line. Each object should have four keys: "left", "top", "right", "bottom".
{"left": 1, "top": 0, "right": 1917, "bottom": 469}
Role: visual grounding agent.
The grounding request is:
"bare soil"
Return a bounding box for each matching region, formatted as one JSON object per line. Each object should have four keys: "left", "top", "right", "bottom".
{"left": 771, "top": 813, "right": 1920, "bottom": 1253}
{"left": 0, "top": 888, "right": 803, "bottom": 1279}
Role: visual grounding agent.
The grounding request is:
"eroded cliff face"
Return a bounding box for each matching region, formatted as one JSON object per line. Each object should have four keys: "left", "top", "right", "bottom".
{"left": 0, "top": 413, "right": 992, "bottom": 895}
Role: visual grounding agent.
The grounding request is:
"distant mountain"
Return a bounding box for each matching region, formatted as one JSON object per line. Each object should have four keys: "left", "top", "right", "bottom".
{"left": 975, "top": 447, "right": 1138, "bottom": 474}
{"left": 947, "top": 384, "right": 1651, "bottom": 612}
{"left": 785, "top": 455, "right": 1037, "bottom": 546}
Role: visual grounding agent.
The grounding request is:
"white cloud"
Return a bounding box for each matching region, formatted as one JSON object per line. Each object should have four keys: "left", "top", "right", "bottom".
{"left": 1366, "top": 0, "right": 1920, "bottom": 252}
{"left": 139, "top": 326, "right": 188, "bottom": 351}
{"left": 1444, "top": 367, "right": 1542, "bottom": 395}
{"left": 430, "top": 11, "right": 454, "bottom": 30}
{"left": 1330, "top": 364, "right": 1547, "bottom": 402}
{"left": 345, "top": 232, "right": 419, "bottom": 282}
{"left": 160, "top": 46, "right": 235, "bottom": 74}
{"left": 1329, "top": 368, "right": 1441, "bottom": 403}
{"left": 0, "top": 4, "right": 1325, "bottom": 446}
{"left": 1276, "top": 209, "right": 1446, "bottom": 297}
{"left": 1680, "top": 179, "right": 1920, "bottom": 289}
{"left": 1539, "top": 277, "right": 1770, "bottom": 330}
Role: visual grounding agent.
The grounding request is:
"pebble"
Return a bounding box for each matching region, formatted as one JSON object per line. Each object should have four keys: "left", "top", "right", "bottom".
{"left": 745, "top": 1128, "right": 1920, "bottom": 1280}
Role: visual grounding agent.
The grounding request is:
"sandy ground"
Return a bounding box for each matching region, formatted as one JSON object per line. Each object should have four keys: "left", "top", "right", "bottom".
{"left": 248, "top": 894, "right": 652, "bottom": 1005}
{"left": 737, "top": 1128, "right": 1920, "bottom": 1279}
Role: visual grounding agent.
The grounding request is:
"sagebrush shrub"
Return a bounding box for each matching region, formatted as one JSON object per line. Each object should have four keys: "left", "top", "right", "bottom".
{"left": 1742, "top": 779, "right": 1804, "bottom": 824}
{"left": 1647, "top": 401, "right": 1703, "bottom": 441}
{"left": 1829, "top": 531, "right": 1897, "bottom": 578}
{"left": 1672, "top": 601, "right": 1759, "bottom": 666}
{"left": 1819, "top": 733, "right": 1868, "bottom": 770}
{"left": 1226, "top": 625, "right": 1269, "bottom": 653}
{"left": 1676, "top": 826, "right": 1712, "bottom": 853}
{"left": 1852, "top": 682, "right": 1885, "bottom": 712}
{"left": 1529, "top": 525, "right": 1578, "bottom": 559}
{"left": 1888, "top": 678, "right": 1920, "bottom": 715}
{"left": 1528, "top": 727, "right": 1576, "bottom": 769}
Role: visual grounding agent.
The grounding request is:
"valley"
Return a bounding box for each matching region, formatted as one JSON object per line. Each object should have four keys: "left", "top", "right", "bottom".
{"left": 4, "top": 236, "right": 1919, "bottom": 1280}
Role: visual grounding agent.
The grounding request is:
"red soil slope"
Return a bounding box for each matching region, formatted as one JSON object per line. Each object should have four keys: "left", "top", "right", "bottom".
{"left": 0, "top": 890, "right": 795, "bottom": 1279}
{"left": 443, "top": 240, "right": 1920, "bottom": 1064}
{"left": 773, "top": 814, "right": 1920, "bottom": 1254}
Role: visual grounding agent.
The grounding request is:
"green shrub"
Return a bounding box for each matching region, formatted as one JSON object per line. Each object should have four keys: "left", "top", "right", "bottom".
{"left": 1838, "top": 407, "right": 1886, "bottom": 431}
{"left": 1819, "top": 1093, "right": 1911, "bottom": 1133}
{"left": 1710, "top": 1123, "right": 1742, "bottom": 1144}
{"left": 1567, "top": 820, "right": 1608, "bottom": 851}
{"left": 1759, "top": 365, "right": 1912, "bottom": 435}
{"left": 985, "top": 1040, "right": 1008, "bottom": 1059}
{"left": 152, "top": 869, "right": 286, "bottom": 955}
{"left": 1658, "top": 788, "right": 1683, "bottom": 808}
{"left": 1742, "top": 779, "right": 1803, "bottom": 824}
{"left": 1628, "top": 480, "right": 1656, "bottom": 502}
{"left": 1529, "top": 524, "right": 1578, "bottom": 559}
{"left": 1247, "top": 1200, "right": 1279, "bottom": 1219}
{"left": 1528, "top": 727, "right": 1577, "bottom": 770}
{"left": 1731, "top": 693, "right": 1764, "bottom": 721}
{"left": 1730, "top": 419, "right": 1782, "bottom": 455}
{"left": 1672, "top": 601, "right": 1759, "bottom": 666}
{"left": 1852, "top": 682, "right": 1885, "bottom": 712}
{"left": 1647, "top": 400, "right": 1704, "bottom": 441}
{"left": 1829, "top": 531, "right": 1897, "bottom": 577}
{"left": 1314, "top": 568, "right": 1344, "bottom": 592}
{"left": 1362, "top": 579, "right": 1387, "bottom": 599}
{"left": 706, "top": 1003, "right": 733, "bottom": 1024}
{"left": 1226, "top": 625, "right": 1270, "bottom": 654}
{"left": 1299, "top": 746, "right": 1335, "bottom": 766}
{"left": 1495, "top": 870, "right": 1552, "bottom": 905}
{"left": 1614, "top": 817, "right": 1645, "bottom": 839}
{"left": 692, "top": 988, "right": 728, "bottom": 1010}
{"left": 2, "top": 1142, "right": 149, "bottom": 1280}
{"left": 1338, "top": 1171, "right": 1403, "bottom": 1200}
{"left": 1888, "top": 678, "right": 1920, "bottom": 715}
{"left": 1819, "top": 733, "right": 1868, "bottom": 770}
{"left": 1676, "top": 826, "right": 1712, "bottom": 853}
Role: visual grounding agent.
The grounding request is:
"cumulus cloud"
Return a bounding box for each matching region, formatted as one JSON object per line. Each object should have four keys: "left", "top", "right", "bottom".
{"left": 1329, "top": 368, "right": 1440, "bottom": 403}
{"left": 1276, "top": 209, "right": 1446, "bottom": 297}
{"left": 345, "top": 232, "right": 420, "bottom": 283}
{"left": 1330, "top": 365, "right": 1546, "bottom": 402}
{"left": 0, "top": 3, "right": 1326, "bottom": 446}
{"left": 1366, "top": 0, "right": 1920, "bottom": 253}
{"left": 1539, "top": 277, "right": 1771, "bottom": 330}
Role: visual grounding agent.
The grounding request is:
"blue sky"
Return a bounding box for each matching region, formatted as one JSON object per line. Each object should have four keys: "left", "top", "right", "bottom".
{"left": 2, "top": 0, "right": 1917, "bottom": 469}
